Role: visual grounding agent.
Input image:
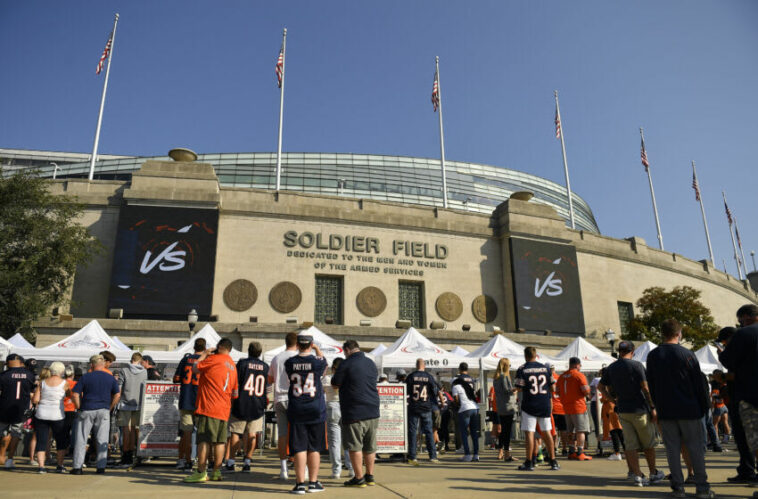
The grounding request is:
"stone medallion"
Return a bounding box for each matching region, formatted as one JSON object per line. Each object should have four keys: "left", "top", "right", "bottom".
{"left": 356, "top": 286, "right": 387, "bottom": 317}
{"left": 223, "top": 279, "right": 258, "bottom": 312}
{"left": 472, "top": 295, "right": 498, "bottom": 323}
{"left": 269, "top": 281, "right": 302, "bottom": 313}
{"left": 435, "top": 292, "right": 463, "bottom": 321}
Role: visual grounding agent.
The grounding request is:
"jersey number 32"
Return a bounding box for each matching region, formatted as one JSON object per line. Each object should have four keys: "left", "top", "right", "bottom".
{"left": 528, "top": 374, "right": 548, "bottom": 395}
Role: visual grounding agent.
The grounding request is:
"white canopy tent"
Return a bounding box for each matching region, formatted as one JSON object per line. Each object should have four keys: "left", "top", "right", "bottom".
{"left": 263, "top": 326, "right": 345, "bottom": 364}
{"left": 466, "top": 334, "right": 554, "bottom": 370}
{"left": 0, "top": 337, "right": 12, "bottom": 362}
{"left": 694, "top": 344, "right": 725, "bottom": 374}
{"left": 369, "top": 343, "right": 387, "bottom": 357}
{"left": 552, "top": 337, "right": 615, "bottom": 371}
{"left": 450, "top": 346, "right": 470, "bottom": 357}
{"left": 142, "top": 324, "right": 244, "bottom": 363}
{"left": 10, "top": 320, "right": 134, "bottom": 362}
{"left": 376, "top": 327, "right": 468, "bottom": 369}
{"left": 631, "top": 341, "right": 658, "bottom": 365}
{"left": 7, "top": 333, "right": 34, "bottom": 349}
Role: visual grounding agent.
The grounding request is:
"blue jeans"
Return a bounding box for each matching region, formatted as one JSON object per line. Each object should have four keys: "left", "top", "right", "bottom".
{"left": 457, "top": 409, "right": 480, "bottom": 456}
{"left": 327, "top": 402, "right": 352, "bottom": 475}
{"left": 408, "top": 410, "right": 436, "bottom": 460}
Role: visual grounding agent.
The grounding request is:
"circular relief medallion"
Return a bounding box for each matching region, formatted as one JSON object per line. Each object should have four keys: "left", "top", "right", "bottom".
{"left": 223, "top": 279, "right": 258, "bottom": 312}
{"left": 269, "top": 281, "right": 302, "bottom": 314}
{"left": 436, "top": 292, "right": 463, "bottom": 322}
{"left": 356, "top": 286, "right": 387, "bottom": 318}
{"left": 472, "top": 295, "right": 498, "bottom": 323}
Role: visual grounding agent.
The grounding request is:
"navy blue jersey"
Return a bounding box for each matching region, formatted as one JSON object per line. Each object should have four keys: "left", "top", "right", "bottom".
{"left": 515, "top": 361, "right": 554, "bottom": 418}
{"left": 284, "top": 354, "right": 327, "bottom": 424}
{"left": 0, "top": 367, "right": 35, "bottom": 424}
{"left": 232, "top": 357, "right": 269, "bottom": 420}
{"left": 173, "top": 353, "right": 200, "bottom": 411}
{"left": 406, "top": 371, "right": 439, "bottom": 412}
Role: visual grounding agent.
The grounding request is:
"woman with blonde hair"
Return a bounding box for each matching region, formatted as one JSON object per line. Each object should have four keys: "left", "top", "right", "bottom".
{"left": 31, "top": 361, "right": 70, "bottom": 473}
{"left": 492, "top": 358, "right": 517, "bottom": 461}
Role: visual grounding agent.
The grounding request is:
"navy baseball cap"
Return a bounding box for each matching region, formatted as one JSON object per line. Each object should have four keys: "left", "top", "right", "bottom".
{"left": 297, "top": 333, "right": 314, "bottom": 345}
{"left": 6, "top": 353, "right": 24, "bottom": 362}
{"left": 142, "top": 355, "right": 156, "bottom": 366}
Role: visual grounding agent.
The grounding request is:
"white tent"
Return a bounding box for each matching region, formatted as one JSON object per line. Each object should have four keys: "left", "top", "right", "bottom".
{"left": 10, "top": 320, "right": 133, "bottom": 362}
{"left": 376, "top": 327, "right": 468, "bottom": 369}
{"left": 7, "top": 333, "right": 33, "bottom": 349}
{"left": 552, "top": 337, "right": 615, "bottom": 371}
{"left": 632, "top": 341, "right": 658, "bottom": 364}
{"left": 450, "top": 346, "right": 470, "bottom": 357}
{"left": 466, "top": 334, "right": 554, "bottom": 370}
{"left": 142, "top": 324, "right": 244, "bottom": 363}
{"left": 263, "top": 326, "right": 345, "bottom": 364}
{"left": 0, "top": 337, "right": 12, "bottom": 362}
{"left": 694, "top": 344, "right": 725, "bottom": 374}
{"left": 111, "top": 336, "right": 131, "bottom": 352}
{"left": 369, "top": 343, "right": 387, "bottom": 357}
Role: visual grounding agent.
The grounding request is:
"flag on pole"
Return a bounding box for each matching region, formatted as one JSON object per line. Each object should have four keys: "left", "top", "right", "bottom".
{"left": 640, "top": 136, "right": 650, "bottom": 171}
{"left": 735, "top": 217, "right": 744, "bottom": 249}
{"left": 692, "top": 171, "right": 701, "bottom": 201}
{"left": 724, "top": 198, "right": 733, "bottom": 225}
{"left": 431, "top": 71, "right": 440, "bottom": 112}
{"left": 96, "top": 32, "right": 113, "bottom": 75}
{"left": 554, "top": 108, "right": 562, "bottom": 139}
{"left": 275, "top": 46, "right": 284, "bottom": 88}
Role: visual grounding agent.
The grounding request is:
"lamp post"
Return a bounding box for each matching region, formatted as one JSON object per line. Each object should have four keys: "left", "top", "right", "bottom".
{"left": 751, "top": 250, "right": 756, "bottom": 272}
{"left": 50, "top": 162, "right": 59, "bottom": 180}
{"left": 604, "top": 328, "right": 616, "bottom": 356}
{"left": 188, "top": 309, "right": 198, "bottom": 334}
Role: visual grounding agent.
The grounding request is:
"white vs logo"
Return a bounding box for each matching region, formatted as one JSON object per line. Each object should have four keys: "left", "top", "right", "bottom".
{"left": 139, "top": 241, "right": 186, "bottom": 274}
{"left": 533, "top": 257, "right": 564, "bottom": 298}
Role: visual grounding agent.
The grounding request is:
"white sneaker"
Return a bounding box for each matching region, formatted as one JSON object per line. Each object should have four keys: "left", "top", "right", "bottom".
{"left": 607, "top": 453, "right": 623, "bottom": 461}
{"left": 29, "top": 460, "right": 38, "bottom": 467}
{"left": 472, "top": 455, "right": 480, "bottom": 462}
{"left": 633, "top": 475, "right": 650, "bottom": 487}
{"left": 649, "top": 469, "right": 665, "bottom": 483}
{"left": 460, "top": 455, "right": 473, "bottom": 462}
{"left": 331, "top": 472, "right": 341, "bottom": 479}
{"left": 278, "top": 470, "right": 289, "bottom": 480}
{"left": 348, "top": 469, "right": 355, "bottom": 478}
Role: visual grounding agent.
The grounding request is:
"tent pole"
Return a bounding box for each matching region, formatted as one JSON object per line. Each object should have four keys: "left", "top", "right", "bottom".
{"left": 479, "top": 357, "right": 487, "bottom": 452}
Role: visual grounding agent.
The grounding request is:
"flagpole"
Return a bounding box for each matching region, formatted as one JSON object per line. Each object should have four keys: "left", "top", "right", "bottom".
{"left": 89, "top": 13, "right": 119, "bottom": 181}
{"left": 723, "top": 191, "right": 743, "bottom": 280}
{"left": 435, "top": 56, "right": 448, "bottom": 209}
{"left": 640, "top": 128, "right": 664, "bottom": 250}
{"left": 554, "top": 91, "right": 575, "bottom": 229}
{"left": 735, "top": 216, "right": 749, "bottom": 278}
{"left": 692, "top": 161, "right": 715, "bottom": 265}
{"left": 275, "top": 28, "right": 287, "bottom": 192}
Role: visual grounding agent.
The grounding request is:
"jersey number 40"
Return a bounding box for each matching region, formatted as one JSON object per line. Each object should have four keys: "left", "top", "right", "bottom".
{"left": 243, "top": 373, "right": 266, "bottom": 397}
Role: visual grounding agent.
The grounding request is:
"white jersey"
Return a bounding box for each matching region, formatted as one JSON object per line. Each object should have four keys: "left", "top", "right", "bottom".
{"left": 270, "top": 349, "right": 298, "bottom": 403}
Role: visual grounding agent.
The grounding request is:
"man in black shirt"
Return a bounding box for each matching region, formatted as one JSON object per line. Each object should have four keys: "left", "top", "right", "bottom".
{"left": 405, "top": 359, "right": 440, "bottom": 466}
{"left": 647, "top": 319, "right": 712, "bottom": 499}
{"left": 332, "top": 339, "right": 380, "bottom": 488}
{"left": 0, "top": 354, "right": 35, "bottom": 470}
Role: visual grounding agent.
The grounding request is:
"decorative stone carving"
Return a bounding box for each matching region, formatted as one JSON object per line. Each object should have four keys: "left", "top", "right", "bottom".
{"left": 472, "top": 295, "right": 498, "bottom": 323}
{"left": 269, "top": 281, "right": 302, "bottom": 313}
{"left": 435, "top": 292, "right": 463, "bottom": 321}
{"left": 356, "top": 286, "right": 387, "bottom": 317}
{"left": 223, "top": 279, "right": 257, "bottom": 312}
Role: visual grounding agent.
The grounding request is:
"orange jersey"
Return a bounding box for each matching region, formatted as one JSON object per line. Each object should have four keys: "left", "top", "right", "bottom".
{"left": 557, "top": 369, "right": 589, "bottom": 414}
{"left": 489, "top": 386, "right": 497, "bottom": 412}
{"left": 63, "top": 379, "right": 77, "bottom": 412}
{"left": 711, "top": 388, "right": 725, "bottom": 409}
{"left": 195, "top": 353, "right": 239, "bottom": 421}
{"left": 551, "top": 373, "right": 565, "bottom": 415}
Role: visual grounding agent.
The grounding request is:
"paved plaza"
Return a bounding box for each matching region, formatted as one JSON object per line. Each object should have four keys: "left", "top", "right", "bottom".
{"left": 3, "top": 446, "right": 757, "bottom": 498}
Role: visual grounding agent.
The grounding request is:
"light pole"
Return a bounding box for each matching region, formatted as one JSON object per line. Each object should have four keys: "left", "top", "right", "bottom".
{"left": 50, "top": 162, "right": 59, "bottom": 180}
{"left": 604, "top": 328, "right": 616, "bottom": 356}
{"left": 751, "top": 250, "right": 756, "bottom": 273}
{"left": 188, "top": 309, "right": 198, "bottom": 334}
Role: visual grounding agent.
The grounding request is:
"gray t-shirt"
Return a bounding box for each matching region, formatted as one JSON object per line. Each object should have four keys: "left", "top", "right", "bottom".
{"left": 492, "top": 375, "right": 517, "bottom": 415}
{"left": 600, "top": 358, "right": 648, "bottom": 414}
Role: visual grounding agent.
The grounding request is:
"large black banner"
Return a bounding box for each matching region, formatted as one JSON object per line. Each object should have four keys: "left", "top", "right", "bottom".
{"left": 510, "top": 238, "right": 585, "bottom": 335}
{"left": 107, "top": 205, "right": 218, "bottom": 318}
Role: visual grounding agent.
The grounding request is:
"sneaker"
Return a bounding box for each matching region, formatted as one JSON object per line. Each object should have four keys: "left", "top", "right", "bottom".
{"left": 343, "top": 476, "right": 367, "bottom": 488}
{"left": 242, "top": 463, "right": 251, "bottom": 472}
{"left": 210, "top": 469, "right": 223, "bottom": 481}
{"left": 607, "top": 453, "right": 623, "bottom": 461}
{"left": 184, "top": 462, "right": 194, "bottom": 472}
{"left": 568, "top": 453, "right": 579, "bottom": 460}
{"left": 472, "top": 455, "right": 480, "bottom": 462}
{"left": 407, "top": 458, "right": 419, "bottom": 466}
{"left": 460, "top": 454, "right": 473, "bottom": 462}
{"left": 30, "top": 459, "right": 38, "bottom": 467}
{"left": 183, "top": 471, "right": 208, "bottom": 483}
{"left": 38, "top": 467, "right": 47, "bottom": 474}
{"left": 633, "top": 475, "right": 650, "bottom": 487}
{"left": 670, "top": 489, "right": 686, "bottom": 498}
{"left": 331, "top": 472, "right": 341, "bottom": 479}
{"left": 549, "top": 460, "right": 561, "bottom": 471}
{"left": 364, "top": 474, "right": 375, "bottom": 486}
{"left": 4, "top": 459, "right": 14, "bottom": 470}
{"left": 348, "top": 469, "right": 355, "bottom": 478}
{"left": 71, "top": 468, "right": 83, "bottom": 475}
{"left": 685, "top": 475, "right": 696, "bottom": 484}
{"left": 518, "top": 460, "right": 535, "bottom": 471}
{"left": 712, "top": 446, "right": 723, "bottom": 453}
{"left": 628, "top": 471, "right": 644, "bottom": 480}
{"left": 307, "top": 481, "right": 325, "bottom": 493}
{"left": 116, "top": 461, "right": 132, "bottom": 469}
{"left": 576, "top": 453, "right": 593, "bottom": 461}
{"left": 222, "top": 463, "right": 235, "bottom": 473}
{"left": 429, "top": 458, "right": 440, "bottom": 463}
{"left": 650, "top": 469, "right": 666, "bottom": 484}
{"left": 55, "top": 465, "right": 66, "bottom": 474}
{"left": 290, "top": 483, "right": 307, "bottom": 495}
{"left": 728, "top": 474, "right": 756, "bottom": 483}
{"left": 278, "top": 470, "right": 289, "bottom": 480}
{"left": 96, "top": 468, "right": 105, "bottom": 474}
{"left": 175, "top": 458, "right": 186, "bottom": 469}
{"left": 694, "top": 491, "right": 715, "bottom": 499}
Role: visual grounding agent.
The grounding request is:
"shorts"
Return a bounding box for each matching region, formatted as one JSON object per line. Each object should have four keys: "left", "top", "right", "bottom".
{"left": 289, "top": 422, "right": 327, "bottom": 454}
{"left": 566, "top": 412, "right": 590, "bottom": 433}
{"left": 521, "top": 411, "right": 552, "bottom": 433}
{"left": 432, "top": 410, "right": 441, "bottom": 430}
{"left": 179, "top": 410, "right": 196, "bottom": 432}
{"left": 0, "top": 421, "right": 24, "bottom": 439}
{"left": 342, "top": 417, "right": 379, "bottom": 453}
{"left": 712, "top": 405, "right": 728, "bottom": 417}
{"left": 618, "top": 412, "right": 656, "bottom": 451}
{"left": 553, "top": 414, "right": 567, "bottom": 432}
{"left": 229, "top": 415, "right": 263, "bottom": 436}
{"left": 196, "top": 415, "right": 228, "bottom": 444}
{"left": 275, "top": 401, "right": 289, "bottom": 437}
{"left": 117, "top": 409, "right": 140, "bottom": 428}
{"left": 739, "top": 400, "right": 758, "bottom": 453}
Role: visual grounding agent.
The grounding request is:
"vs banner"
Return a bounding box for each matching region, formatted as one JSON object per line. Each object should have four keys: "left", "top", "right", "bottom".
{"left": 510, "top": 238, "right": 585, "bottom": 335}
{"left": 107, "top": 205, "right": 219, "bottom": 318}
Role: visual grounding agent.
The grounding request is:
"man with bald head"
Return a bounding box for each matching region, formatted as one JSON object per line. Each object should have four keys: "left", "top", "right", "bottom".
{"left": 405, "top": 358, "right": 440, "bottom": 466}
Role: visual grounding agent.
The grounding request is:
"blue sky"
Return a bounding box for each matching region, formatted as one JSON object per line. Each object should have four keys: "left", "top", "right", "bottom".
{"left": 2, "top": 1, "right": 757, "bottom": 277}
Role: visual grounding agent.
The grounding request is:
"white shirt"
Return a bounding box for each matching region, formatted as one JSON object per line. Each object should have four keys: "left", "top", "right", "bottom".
{"left": 322, "top": 374, "right": 339, "bottom": 404}
{"left": 270, "top": 349, "right": 298, "bottom": 403}
{"left": 589, "top": 377, "right": 601, "bottom": 402}
{"left": 452, "top": 383, "right": 478, "bottom": 413}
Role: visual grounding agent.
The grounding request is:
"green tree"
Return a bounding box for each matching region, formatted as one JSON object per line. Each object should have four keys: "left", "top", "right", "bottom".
{"left": 0, "top": 171, "right": 101, "bottom": 341}
{"left": 624, "top": 285, "right": 718, "bottom": 350}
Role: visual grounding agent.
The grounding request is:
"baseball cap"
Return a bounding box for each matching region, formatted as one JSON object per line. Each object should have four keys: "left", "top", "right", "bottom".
{"left": 24, "top": 358, "right": 38, "bottom": 371}
{"left": 142, "top": 355, "right": 156, "bottom": 366}
{"left": 6, "top": 353, "right": 24, "bottom": 363}
{"left": 396, "top": 368, "right": 407, "bottom": 376}
{"left": 297, "top": 333, "right": 313, "bottom": 345}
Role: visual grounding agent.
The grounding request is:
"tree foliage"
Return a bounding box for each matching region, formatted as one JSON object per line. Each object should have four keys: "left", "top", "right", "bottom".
{"left": 0, "top": 171, "right": 101, "bottom": 341}
{"left": 624, "top": 285, "right": 718, "bottom": 350}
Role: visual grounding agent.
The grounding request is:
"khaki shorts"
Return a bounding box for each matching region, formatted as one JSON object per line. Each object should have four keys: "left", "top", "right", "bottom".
{"left": 566, "top": 412, "right": 590, "bottom": 433}
{"left": 196, "top": 415, "right": 228, "bottom": 444}
{"left": 229, "top": 415, "right": 263, "bottom": 436}
{"left": 275, "top": 401, "right": 288, "bottom": 437}
{"left": 179, "top": 409, "right": 196, "bottom": 432}
{"left": 342, "top": 417, "right": 379, "bottom": 453}
{"left": 619, "top": 412, "right": 656, "bottom": 451}
{"left": 117, "top": 410, "right": 140, "bottom": 428}
{"left": 432, "top": 410, "right": 441, "bottom": 430}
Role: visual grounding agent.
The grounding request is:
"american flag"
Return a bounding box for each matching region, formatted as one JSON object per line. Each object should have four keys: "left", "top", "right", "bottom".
{"left": 735, "top": 218, "right": 744, "bottom": 249}
{"left": 554, "top": 108, "right": 562, "bottom": 139}
{"left": 431, "top": 71, "right": 440, "bottom": 112}
{"left": 692, "top": 171, "right": 701, "bottom": 201}
{"left": 724, "top": 198, "right": 733, "bottom": 225}
{"left": 275, "top": 46, "right": 284, "bottom": 88}
{"left": 640, "top": 137, "right": 650, "bottom": 171}
{"left": 96, "top": 32, "right": 113, "bottom": 75}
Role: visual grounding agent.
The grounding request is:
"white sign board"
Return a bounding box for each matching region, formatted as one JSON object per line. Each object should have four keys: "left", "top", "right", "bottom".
{"left": 137, "top": 381, "right": 181, "bottom": 457}
{"left": 376, "top": 383, "right": 408, "bottom": 453}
